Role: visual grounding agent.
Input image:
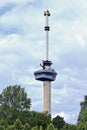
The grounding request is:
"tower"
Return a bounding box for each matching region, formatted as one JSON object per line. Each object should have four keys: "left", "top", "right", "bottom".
{"left": 34, "top": 10, "right": 57, "bottom": 114}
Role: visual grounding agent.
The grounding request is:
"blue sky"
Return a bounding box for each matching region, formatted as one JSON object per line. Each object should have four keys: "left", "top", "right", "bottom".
{"left": 0, "top": 0, "right": 87, "bottom": 124}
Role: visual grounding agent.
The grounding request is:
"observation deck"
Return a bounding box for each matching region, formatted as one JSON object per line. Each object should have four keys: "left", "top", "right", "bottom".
{"left": 34, "top": 60, "right": 57, "bottom": 82}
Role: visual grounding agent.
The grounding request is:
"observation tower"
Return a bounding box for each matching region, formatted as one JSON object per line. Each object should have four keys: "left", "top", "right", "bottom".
{"left": 34, "top": 10, "right": 57, "bottom": 114}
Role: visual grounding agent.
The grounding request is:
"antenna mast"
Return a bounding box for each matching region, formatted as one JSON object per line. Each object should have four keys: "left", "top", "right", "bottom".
{"left": 44, "top": 10, "right": 50, "bottom": 60}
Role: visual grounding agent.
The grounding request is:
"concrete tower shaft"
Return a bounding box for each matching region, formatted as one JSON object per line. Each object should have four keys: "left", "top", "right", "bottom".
{"left": 43, "top": 81, "right": 51, "bottom": 114}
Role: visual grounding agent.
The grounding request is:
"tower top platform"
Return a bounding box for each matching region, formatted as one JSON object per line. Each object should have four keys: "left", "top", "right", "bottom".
{"left": 34, "top": 60, "right": 57, "bottom": 82}
{"left": 34, "top": 68, "right": 57, "bottom": 82}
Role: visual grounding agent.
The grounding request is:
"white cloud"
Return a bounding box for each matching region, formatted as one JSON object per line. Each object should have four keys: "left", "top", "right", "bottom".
{"left": 76, "top": 33, "right": 85, "bottom": 48}
{"left": 53, "top": 111, "right": 79, "bottom": 124}
{"left": 0, "top": 0, "right": 35, "bottom": 7}
{"left": 56, "top": 112, "right": 69, "bottom": 122}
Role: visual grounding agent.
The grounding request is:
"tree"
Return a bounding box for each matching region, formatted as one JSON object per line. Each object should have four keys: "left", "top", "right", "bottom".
{"left": 6, "top": 119, "right": 23, "bottom": 130}
{"left": 23, "top": 123, "right": 31, "bottom": 130}
{"left": 14, "top": 118, "right": 23, "bottom": 130}
{"left": 31, "top": 126, "right": 40, "bottom": 130}
{"left": 61, "top": 123, "right": 77, "bottom": 130}
{"left": 0, "top": 85, "right": 31, "bottom": 111}
{"left": 77, "top": 95, "right": 87, "bottom": 124}
{"left": 80, "top": 108, "right": 87, "bottom": 122}
{"left": 52, "top": 115, "right": 65, "bottom": 130}
{"left": 6, "top": 125, "right": 14, "bottom": 130}
{"left": 28, "top": 111, "right": 51, "bottom": 129}
{"left": 39, "top": 126, "right": 43, "bottom": 130}
{"left": 77, "top": 122, "right": 87, "bottom": 130}
{"left": 0, "top": 85, "right": 31, "bottom": 125}
{"left": 47, "top": 123, "right": 57, "bottom": 130}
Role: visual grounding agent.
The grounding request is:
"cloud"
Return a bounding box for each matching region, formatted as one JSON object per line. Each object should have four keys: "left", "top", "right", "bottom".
{"left": 53, "top": 112, "right": 69, "bottom": 122}
{"left": 0, "top": 0, "right": 35, "bottom": 7}
{"left": 53, "top": 111, "right": 79, "bottom": 124}
{"left": 0, "top": 3, "right": 16, "bottom": 16}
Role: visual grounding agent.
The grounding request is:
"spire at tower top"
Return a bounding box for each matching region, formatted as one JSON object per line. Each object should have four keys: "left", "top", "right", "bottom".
{"left": 44, "top": 10, "right": 50, "bottom": 16}
{"left": 44, "top": 10, "right": 50, "bottom": 60}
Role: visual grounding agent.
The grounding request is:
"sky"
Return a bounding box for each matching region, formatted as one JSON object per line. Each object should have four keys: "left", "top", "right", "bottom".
{"left": 0, "top": 0, "right": 87, "bottom": 124}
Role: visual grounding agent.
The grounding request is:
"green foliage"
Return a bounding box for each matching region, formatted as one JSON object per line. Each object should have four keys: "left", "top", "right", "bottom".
{"left": 23, "top": 123, "right": 31, "bottom": 130}
{"left": 31, "top": 126, "right": 39, "bottom": 130}
{"left": 0, "top": 85, "right": 31, "bottom": 111}
{"left": 39, "top": 126, "right": 43, "bottom": 130}
{"left": 14, "top": 118, "right": 23, "bottom": 130}
{"left": 0, "top": 85, "right": 31, "bottom": 125}
{"left": 28, "top": 111, "right": 51, "bottom": 129}
{"left": 77, "top": 122, "right": 87, "bottom": 130}
{"left": 6, "top": 125, "right": 14, "bottom": 130}
{"left": 6, "top": 118, "right": 31, "bottom": 130}
{"left": 61, "top": 123, "right": 77, "bottom": 130}
{"left": 52, "top": 115, "right": 65, "bottom": 129}
{"left": 0, "top": 125, "right": 4, "bottom": 130}
{"left": 47, "top": 123, "right": 56, "bottom": 130}
{"left": 79, "top": 108, "right": 87, "bottom": 124}
{"left": 78, "top": 95, "right": 87, "bottom": 124}
{"left": 0, "top": 118, "right": 8, "bottom": 128}
{"left": 76, "top": 95, "right": 87, "bottom": 129}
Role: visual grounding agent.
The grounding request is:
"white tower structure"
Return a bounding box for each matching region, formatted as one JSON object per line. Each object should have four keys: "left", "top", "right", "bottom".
{"left": 34, "top": 10, "right": 57, "bottom": 114}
